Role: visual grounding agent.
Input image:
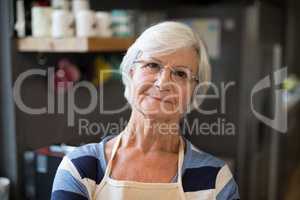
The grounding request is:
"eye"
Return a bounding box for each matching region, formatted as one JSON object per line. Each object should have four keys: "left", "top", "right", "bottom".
{"left": 173, "top": 69, "right": 188, "bottom": 79}
{"left": 142, "top": 62, "right": 161, "bottom": 73}
{"left": 144, "top": 62, "right": 160, "bottom": 69}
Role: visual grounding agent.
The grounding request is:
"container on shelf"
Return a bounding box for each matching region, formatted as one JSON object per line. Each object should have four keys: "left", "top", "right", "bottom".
{"left": 0, "top": 177, "right": 10, "bottom": 200}
{"left": 52, "top": 10, "right": 75, "bottom": 38}
{"left": 96, "top": 11, "right": 112, "bottom": 37}
{"left": 72, "top": 0, "right": 90, "bottom": 14}
{"left": 111, "top": 10, "right": 134, "bottom": 37}
{"left": 51, "top": 0, "right": 70, "bottom": 10}
{"left": 75, "top": 10, "right": 98, "bottom": 37}
{"left": 15, "top": 0, "right": 26, "bottom": 37}
{"left": 31, "top": 6, "right": 53, "bottom": 37}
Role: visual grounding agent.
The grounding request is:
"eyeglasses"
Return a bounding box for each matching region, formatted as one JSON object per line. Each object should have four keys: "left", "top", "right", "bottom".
{"left": 133, "top": 60, "right": 199, "bottom": 84}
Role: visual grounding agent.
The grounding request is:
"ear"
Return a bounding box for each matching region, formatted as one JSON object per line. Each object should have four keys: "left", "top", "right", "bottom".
{"left": 129, "top": 68, "right": 135, "bottom": 78}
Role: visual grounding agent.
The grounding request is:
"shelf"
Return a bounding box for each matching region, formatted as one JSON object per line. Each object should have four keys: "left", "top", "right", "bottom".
{"left": 16, "top": 37, "right": 135, "bottom": 53}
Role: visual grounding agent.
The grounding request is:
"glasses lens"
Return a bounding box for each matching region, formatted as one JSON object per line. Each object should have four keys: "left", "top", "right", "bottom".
{"left": 136, "top": 60, "right": 197, "bottom": 83}
{"left": 171, "top": 68, "right": 191, "bottom": 83}
{"left": 140, "top": 62, "right": 161, "bottom": 74}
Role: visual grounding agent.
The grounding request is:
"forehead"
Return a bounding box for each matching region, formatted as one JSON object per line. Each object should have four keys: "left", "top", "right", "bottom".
{"left": 142, "top": 48, "right": 199, "bottom": 73}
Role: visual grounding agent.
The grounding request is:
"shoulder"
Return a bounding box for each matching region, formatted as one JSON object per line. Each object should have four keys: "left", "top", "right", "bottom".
{"left": 56, "top": 142, "right": 104, "bottom": 186}
{"left": 66, "top": 142, "right": 102, "bottom": 162}
{"left": 52, "top": 135, "right": 118, "bottom": 199}
{"left": 182, "top": 139, "right": 240, "bottom": 199}
{"left": 51, "top": 143, "right": 103, "bottom": 199}
{"left": 183, "top": 139, "right": 226, "bottom": 170}
{"left": 63, "top": 134, "right": 117, "bottom": 183}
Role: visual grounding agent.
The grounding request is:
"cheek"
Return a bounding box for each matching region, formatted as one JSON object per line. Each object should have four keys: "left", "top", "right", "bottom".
{"left": 131, "top": 72, "right": 153, "bottom": 98}
{"left": 133, "top": 73, "right": 150, "bottom": 88}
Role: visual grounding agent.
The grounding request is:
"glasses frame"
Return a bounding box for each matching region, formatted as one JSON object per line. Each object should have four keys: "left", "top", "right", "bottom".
{"left": 133, "top": 59, "right": 199, "bottom": 83}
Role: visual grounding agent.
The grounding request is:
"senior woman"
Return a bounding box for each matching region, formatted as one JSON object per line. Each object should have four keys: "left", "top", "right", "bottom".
{"left": 51, "top": 21, "right": 240, "bottom": 200}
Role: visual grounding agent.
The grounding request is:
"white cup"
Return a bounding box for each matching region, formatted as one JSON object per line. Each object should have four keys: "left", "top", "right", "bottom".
{"left": 0, "top": 177, "right": 10, "bottom": 200}
{"left": 51, "top": 0, "right": 70, "bottom": 10}
{"left": 95, "top": 12, "right": 112, "bottom": 37}
{"left": 31, "top": 6, "right": 53, "bottom": 37}
{"left": 72, "top": 0, "right": 90, "bottom": 14}
{"left": 75, "top": 10, "right": 97, "bottom": 37}
{"left": 52, "top": 10, "right": 75, "bottom": 38}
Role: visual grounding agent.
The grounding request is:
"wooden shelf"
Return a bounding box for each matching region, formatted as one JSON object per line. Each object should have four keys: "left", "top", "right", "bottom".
{"left": 16, "top": 37, "right": 135, "bottom": 53}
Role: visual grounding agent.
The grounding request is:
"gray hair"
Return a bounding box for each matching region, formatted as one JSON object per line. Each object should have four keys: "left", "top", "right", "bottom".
{"left": 120, "top": 21, "right": 211, "bottom": 112}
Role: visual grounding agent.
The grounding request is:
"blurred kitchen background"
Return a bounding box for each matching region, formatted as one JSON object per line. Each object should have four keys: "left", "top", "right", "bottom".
{"left": 1, "top": 0, "right": 300, "bottom": 199}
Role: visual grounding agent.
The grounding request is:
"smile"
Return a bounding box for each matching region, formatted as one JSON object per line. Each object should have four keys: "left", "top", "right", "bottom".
{"left": 148, "top": 95, "right": 173, "bottom": 104}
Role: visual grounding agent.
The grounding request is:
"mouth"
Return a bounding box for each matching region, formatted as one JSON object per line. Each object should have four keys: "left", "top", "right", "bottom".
{"left": 150, "top": 96, "right": 162, "bottom": 101}
{"left": 148, "top": 95, "right": 173, "bottom": 104}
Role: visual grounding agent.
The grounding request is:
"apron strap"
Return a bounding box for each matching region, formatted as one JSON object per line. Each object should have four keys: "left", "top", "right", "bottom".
{"left": 104, "top": 132, "right": 124, "bottom": 178}
{"left": 177, "top": 136, "right": 185, "bottom": 184}
{"left": 104, "top": 131, "right": 185, "bottom": 185}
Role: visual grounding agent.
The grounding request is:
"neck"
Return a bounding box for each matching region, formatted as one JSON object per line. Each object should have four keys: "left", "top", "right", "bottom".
{"left": 121, "top": 109, "right": 182, "bottom": 154}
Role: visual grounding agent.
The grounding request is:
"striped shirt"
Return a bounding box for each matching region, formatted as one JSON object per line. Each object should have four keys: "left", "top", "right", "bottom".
{"left": 51, "top": 135, "right": 240, "bottom": 200}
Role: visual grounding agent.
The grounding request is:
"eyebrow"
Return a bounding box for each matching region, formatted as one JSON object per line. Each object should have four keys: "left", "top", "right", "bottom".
{"left": 149, "top": 56, "right": 192, "bottom": 69}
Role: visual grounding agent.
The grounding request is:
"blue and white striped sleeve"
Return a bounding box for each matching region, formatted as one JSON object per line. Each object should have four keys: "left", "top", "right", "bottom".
{"left": 51, "top": 156, "right": 90, "bottom": 200}
{"left": 215, "top": 165, "right": 240, "bottom": 200}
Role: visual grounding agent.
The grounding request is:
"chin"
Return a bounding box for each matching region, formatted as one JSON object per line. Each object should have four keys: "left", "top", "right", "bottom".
{"left": 139, "top": 101, "right": 179, "bottom": 120}
{"left": 142, "top": 111, "right": 173, "bottom": 121}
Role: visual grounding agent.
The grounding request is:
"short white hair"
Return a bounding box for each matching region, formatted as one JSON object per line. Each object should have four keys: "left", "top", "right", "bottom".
{"left": 120, "top": 21, "right": 211, "bottom": 112}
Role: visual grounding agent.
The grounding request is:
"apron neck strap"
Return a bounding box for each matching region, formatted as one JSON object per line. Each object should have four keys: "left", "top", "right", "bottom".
{"left": 105, "top": 132, "right": 123, "bottom": 177}
{"left": 177, "top": 136, "right": 185, "bottom": 183}
{"left": 104, "top": 132, "right": 185, "bottom": 184}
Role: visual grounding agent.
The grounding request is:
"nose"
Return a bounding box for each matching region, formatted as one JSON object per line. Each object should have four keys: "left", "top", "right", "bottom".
{"left": 154, "top": 67, "right": 172, "bottom": 90}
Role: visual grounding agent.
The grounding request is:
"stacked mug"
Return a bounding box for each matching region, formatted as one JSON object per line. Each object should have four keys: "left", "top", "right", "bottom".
{"left": 75, "top": 10, "right": 112, "bottom": 37}
{"left": 31, "top": 0, "right": 136, "bottom": 38}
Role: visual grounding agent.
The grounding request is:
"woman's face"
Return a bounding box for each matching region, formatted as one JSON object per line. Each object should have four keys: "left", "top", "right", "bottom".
{"left": 129, "top": 47, "right": 199, "bottom": 121}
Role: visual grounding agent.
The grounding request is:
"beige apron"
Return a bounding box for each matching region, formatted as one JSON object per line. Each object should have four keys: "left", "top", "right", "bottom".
{"left": 94, "top": 132, "right": 186, "bottom": 200}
